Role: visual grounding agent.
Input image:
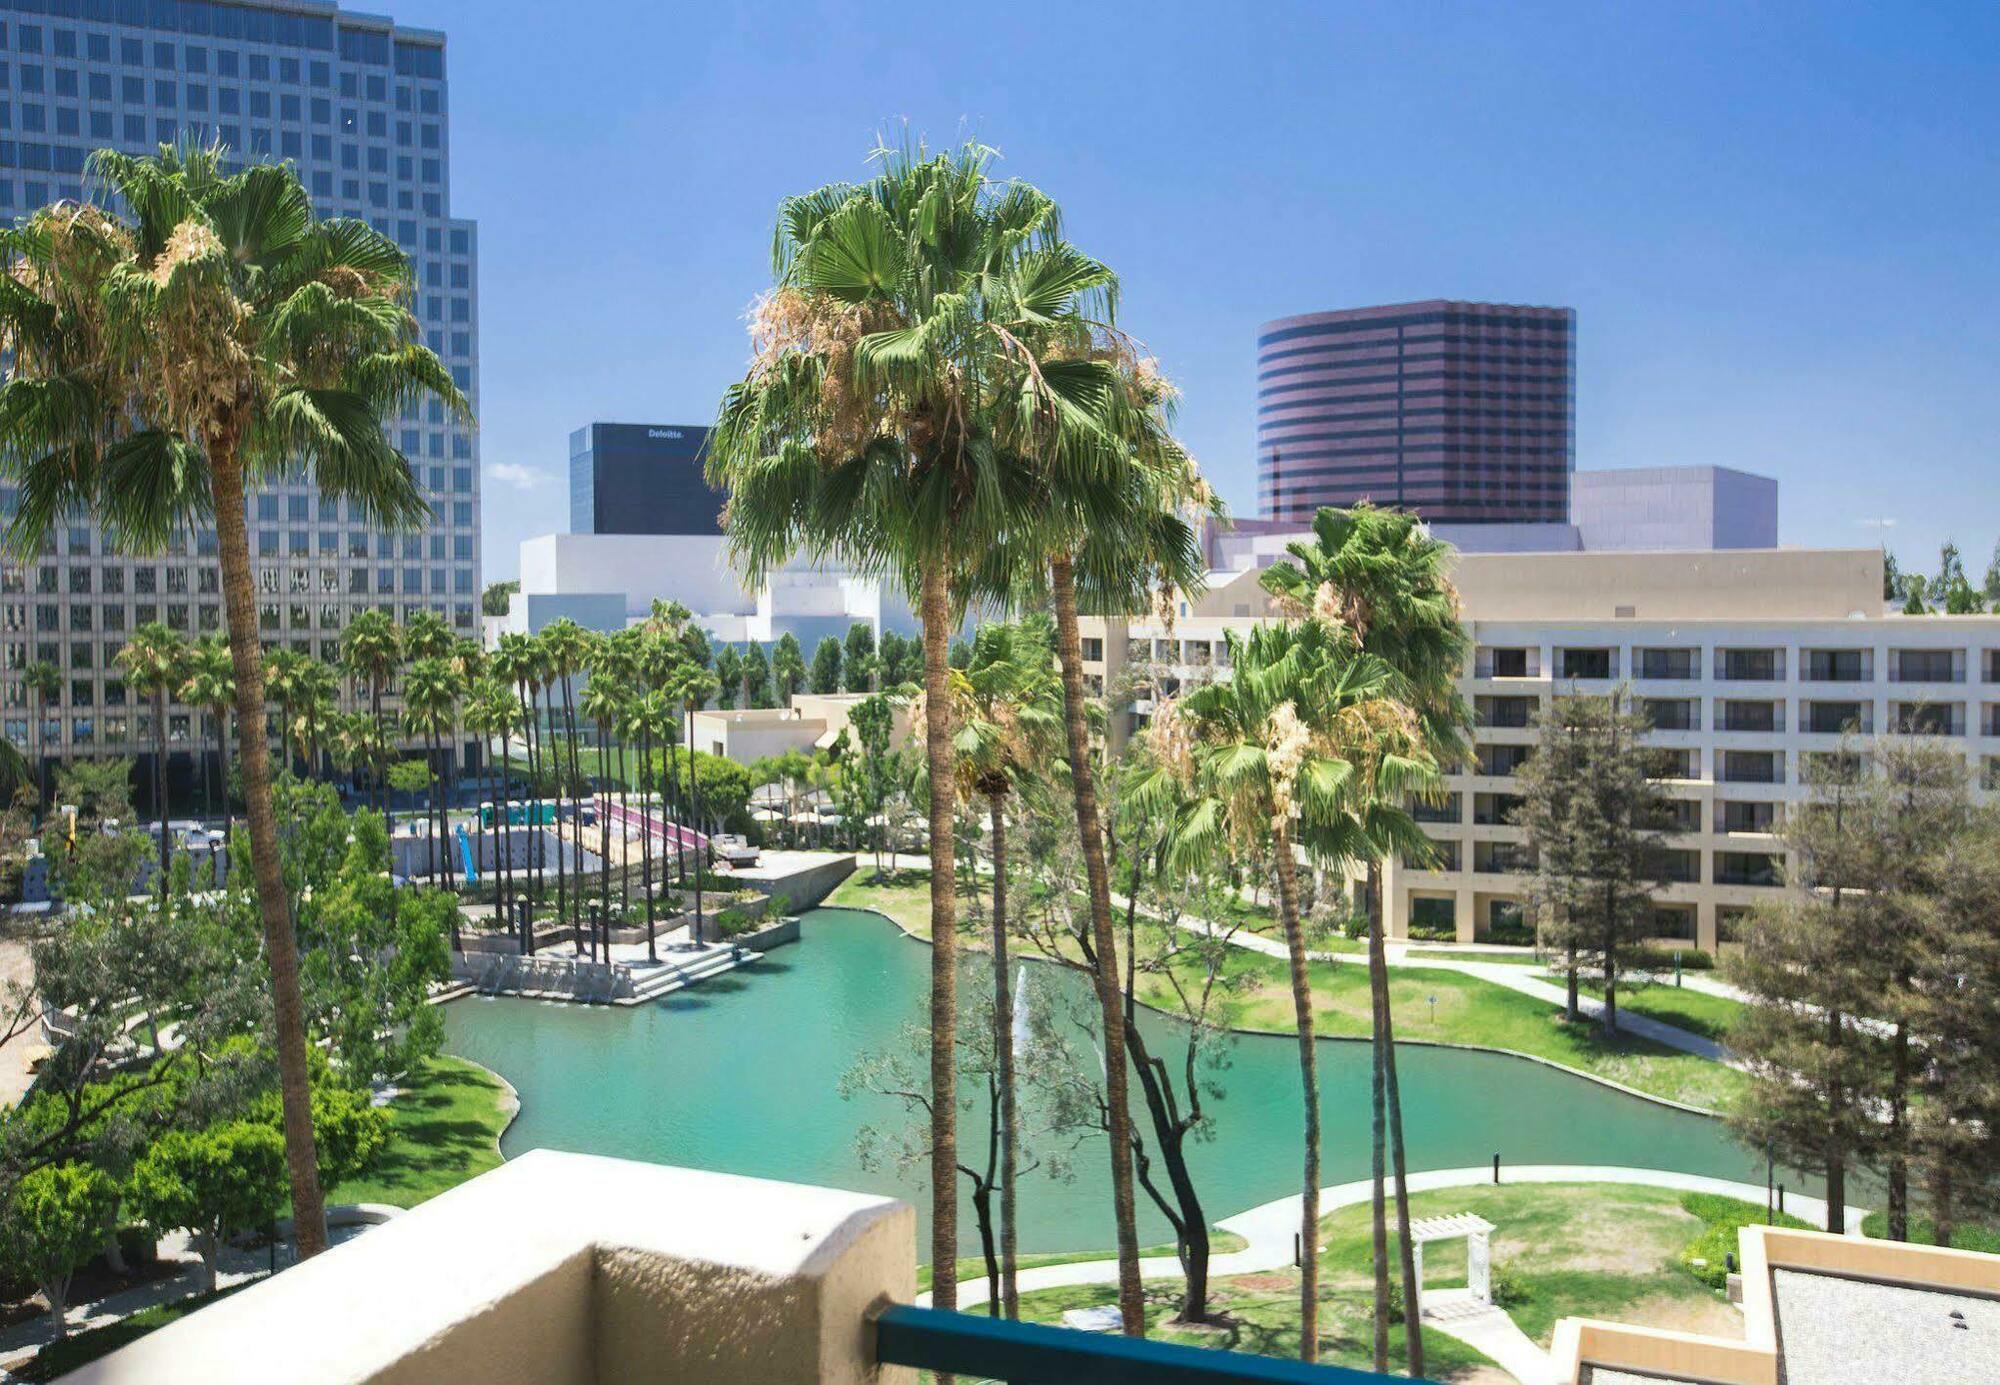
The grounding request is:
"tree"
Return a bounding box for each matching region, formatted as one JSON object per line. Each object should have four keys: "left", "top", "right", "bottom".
{"left": 23, "top": 658, "right": 60, "bottom": 810}
{"left": 129, "top": 1120, "right": 288, "bottom": 1294}
{"left": 482, "top": 579, "right": 520, "bottom": 617}
{"left": 1726, "top": 748, "right": 1878, "bottom": 1235}
{"left": 1883, "top": 549, "right": 1902, "bottom": 603}
{"left": 1927, "top": 541, "right": 1966, "bottom": 608}
{"left": 713, "top": 645, "right": 744, "bottom": 710}
{"left": 1141, "top": 619, "right": 1418, "bottom": 1361}
{"left": 402, "top": 655, "right": 465, "bottom": 892}
{"left": 810, "top": 636, "right": 843, "bottom": 695}
{"left": 340, "top": 610, "right": 404, "bottom": 817}
{"left": 464, "top": 678, "right": 521, "bottom": 927}
{"left": 114, "top": 623, "right": 189, "bottom": 889}
{"left": 771, "top": 632, "right": 806, "bottom": 704}
{"left": 742, "top": 640, "right": 774, "bottom": 709}
{"left": 847, "top": 693, "right": 900, "bottom": 875}
{"left": 843, "top": 623, "right": 877, "bottom": 694}
{"left": 1984, "top": 541, "right": 2000, "bottom": 606}
{"left": 1515, "top": 689, "right": 1675, "bottom": 1034}
{"left": 1, "top": 1162, "right": 122, "bottom": 1338}
{"left": 0, "top": 147, "right": 467, "bottom": 1262}
{"left": 179, "top": 634, "right": 236, "bottom": 823}
{"left": 1261, "top": 504, "right": 1476, "bottom": 1376}
{"left": 937, "top": 618, "right": 1060, "bottom": 1315}
{"left": 539, "top": 619, "right": 593, "bottom": 937}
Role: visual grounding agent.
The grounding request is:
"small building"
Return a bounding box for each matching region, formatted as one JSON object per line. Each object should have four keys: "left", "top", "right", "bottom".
{"left": 691, "top": 694, "right": 914, "bottom": 765}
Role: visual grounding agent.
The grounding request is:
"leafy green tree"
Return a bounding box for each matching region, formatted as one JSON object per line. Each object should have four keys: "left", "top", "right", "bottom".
{"left": 742, "top": 640, "right": 774, "bottom": 709}
{"left": 714, "top": 644, "right": 744, "bottom": 710}
{"left": 809, "top": 636, "right": 842, "bottom": 695}
{"left": 129, "top": 1120, "right": 287, "bottom": 1293}
{"left": 179, "top": 634, "right": 236, "bottom": 822}
{"left": 771, "top": 632, "right": 806, "bottom": 704}
{"left": 1984, "top": 541, "right": 2000, "bottom": 606}
{"left": 481, "top": 579, "right": 520, "bottom": 617}
{"left": 1883, "top": 549, "right": 1901, "bottom": 603}
{"left": 1, "top": 1162, "right": 121, "bottom": 1338}
{"left": 843, "top": 623, "right": 877, "bottom": 694}
{"left": 1927, "top": 541, "right": 1967, "bottom": 607}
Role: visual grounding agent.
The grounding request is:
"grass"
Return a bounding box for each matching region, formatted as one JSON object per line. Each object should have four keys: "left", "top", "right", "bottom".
{"left": 1579, "top": 981, "right": 1745, "bottom": 1044}
{"left": 1405, "top": 949, "right": 1549, "bottom": 966}
{"left": 329, "top": 1055, "right": 512, "bottom": 1209}
{"left": 1677, "top": 1191, "right": 1810, "bottom": 1287}
{"left": 11, "top": 1285, "right": 247, "bottom": 1382}
{"left": 827, "top": 870, "right": 1746, "bottom": 1110}
{"left": 915, "top": 1230, "right": 1249, "bottom": 1293}
{"left": 1860, "top": 1210, "right": 2000, "bottom": 1253}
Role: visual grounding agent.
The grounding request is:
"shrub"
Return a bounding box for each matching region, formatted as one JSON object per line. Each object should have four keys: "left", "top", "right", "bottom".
{"left": 713, "top": 908, "right": 758, "bottom": 939}
{"left": 1858, "top": 1210, "right": 2000, "bottom": 1254}
{"left": 1407, "top": 923, "right": 1457, "bottom": 942}
{"left": 1678, "top": 1192, "right": 1808, "bottom": 1288}
{"left": 1627, "top": 945, "right": 1714, "bottom": 973}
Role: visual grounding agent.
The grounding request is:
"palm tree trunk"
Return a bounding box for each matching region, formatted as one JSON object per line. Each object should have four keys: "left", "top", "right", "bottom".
{"left": 685, "top": 713, "right": 703, "bottom": 942}
{"left": 917, "top": 562, "right": 961, "bottom": 1323}
{"left": 207, "top": 446, "right": 327, "bottom": 1260}
{"left": 618, "top": 733, "right": 631, "bottom": 919}
{"left": 640, "top": 728, "right": 656, "bottom": 963}
{"left": 214, "top": 707, "right": 230, "bottom": 827}
{"left": 597, "top": 719, "right": 612, "bottom": 943}
{"left": 1271, "top": 825, "right": 1320, "bottom": 1363}
{"left": 1370, "top": 871, "right": 1423, "bottom": 1376}
{"left": 153, "top": 691, "right": 170, "bottom": 893}
{"left": 561, "top": 675, "right": 584, "bottom": 937}
{"left": 664, "top": 741, "right": 684, "bottom": 932}
{"left": 988, "top": 791, "right": 1020, "bottom": 1319}
{"left": 1048, "top": 556, "right": 1144, "bottom": 1336}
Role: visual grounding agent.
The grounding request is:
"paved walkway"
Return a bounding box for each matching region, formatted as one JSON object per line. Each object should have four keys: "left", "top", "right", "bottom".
{"left": 1156, "top": 901, "right": 1736, "bottom": 1065}
{"left": 1421, "top": 1286, "right": 1554, "bottom": 1385}
{"left": 932, "top": 1164, "right": 1869, "bottom": 1382}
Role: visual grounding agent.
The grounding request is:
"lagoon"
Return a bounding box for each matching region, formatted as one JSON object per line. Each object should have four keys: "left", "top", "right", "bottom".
{"left": 444, "top": 907, "right": 1773, "bottom": 1257}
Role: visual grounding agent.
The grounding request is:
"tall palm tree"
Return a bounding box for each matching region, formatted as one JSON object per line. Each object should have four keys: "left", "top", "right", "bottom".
{"left": 596, "top": 628, "right": 644, "bottom": 921}
{"left": 539, "top": 619, "right": 593, "bottom": 936}
{"left": 341, "top": 609, "right": 404, "bottom": 819}
{"left": 290, "top": 659, "right": 339, "bottom": 781}
{"left": 668, "top": 660, "right": 719, "bottom": 940}
{"left": 625, "top": 689, "right": 677, "bottom": 963}
{"left": 461, "top": 679, "right": 510, "bottom": 924}
{"left": 579, "top": 675, "right": 625, "bottom": 958}
{"left": 403, "top": 609, "right": 454, "bottom": 663}
{"left": 491, "top": 633, "right": 548, "bottom": 929}
{"left": 179, "top": 634, "right": 235, "bottom": 823}
{"left": 402, "top": 654, "right": 463, "bottom": 897}
{"left": 113, "top": 622, "right": 188, "bottom": 888}
{"left": 1139, "top": 619, "right": 1417, "bottom": 1363}
{"left": 22, "top": 659, "right": 61, "bottom": 814}
{"left": 262, "top": 647, "right": 308, "bottom": 777}
{"left": 710, "top": 141, "right": 1100, "bottom": 1311}
{"left": 945, "top": 617, "right": 1061, "bottom": 1317}
{"left": 1261, "top": 505, "right": 1472, "bottom": 1375}
{"left": 0, "top": 145, "right": 467, "bottom": 1258}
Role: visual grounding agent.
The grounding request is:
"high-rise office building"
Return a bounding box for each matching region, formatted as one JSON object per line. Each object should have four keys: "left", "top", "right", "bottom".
{"left": 1257, "top": 300, "right": 1574, "bottom": 525}
{"left": 0, "top": 0, "right": 479, "bottom": 792}
{"left": 568, "top": 423, "right": 720, "bottom": 537}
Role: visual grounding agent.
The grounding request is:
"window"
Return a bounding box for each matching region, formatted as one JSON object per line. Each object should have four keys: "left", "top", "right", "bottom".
{"left": 1475, "top": 695, "right": 1535, "bottom": 728}
{"left": 1642, "top": 698, "right": 1697, "bottom": 731}
{"left": 1411, "top": 793, "right": 1461, "bottom": 825}
{"left": 1719, "top": 647, "right": 1783, "bottom": 681}
{"left": 1634, "top": 647, "right": 1698, "bottom": 680}
{"left": 1472, "top": 792, "right": 1522, "bottom": 825}
{"left": 1719, "top": 800, "right": 1777, "bottom": 834}
{"left": 1892, "top": 701, "right": 1961, "bottom": 736}
{"left": 1803, "top": 700, "right": 1869, "bottom": 734}
{"left": 1892, "top": 649, "right": 1962, "bottom": 683}
{"left": 1716, "top": 852, "right": 1782, "bottom": 887}
{"left": 1716, "top": 699, "right": 1781, "bottom": 733}
{"left": 1558, "top": 647, "right": 1614, "bottom": 680}
{"left": 1803, "top": 648, "right": 1869, "bottom": 682}
{"left": 1476, "top": 743, "right": 1533, "bottom": 777}
{"left": 1719, "top": 750, "right": 1782, "bottom": 784}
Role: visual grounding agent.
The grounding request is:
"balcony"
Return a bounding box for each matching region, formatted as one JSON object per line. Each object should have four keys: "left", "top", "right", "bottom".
{"left": 1719, "top": 751, "right": 1783, "bottom": 784}
{"left": 1409, "top": 791, "right": 1462, "bottom": 824}
{"left": 1476, "top": 743, "right": 1533, "bottom": 777}
{"left": 1474, "top": 694, "right": 1535, "bottom": 729}
{"left": 1718, "top": 800, "right": 1778, "bottom": 834}
{"left": 1476, "top": 646, "right": 1539, "bottom": 679}
{"left": 1802, "top": 700, "right": 1871, "bottom": 735}
{"left": 1890, "top": 649, "right": 1964, "bottom": 684}
{"left": 1475, "top": 840, "right": 1533, "bottom": 875}
{"left": 1716, "top": 851, "right": 1783, "bottom": 887}
{"left": 1717, "top": 648, "right": 1784, "bottom": 682}
{"left": 1633, "top": 648, "right": 1700, "bottom": 680}
{"left": 1641, "top": 698, "right": 1698, "bottom": 731}
{"left": 1473, "top": 791, "right": 1524, "bottom": 825}
{"left": 1557, "top": 647, "right": 1616, "bottom": 680}
{"left": 1801, "top": 649, "right": 1870, "bottom": 683}
{"left": 1715, "top": 700, "right": 1783, "bottom": 733}
{"left": 70, "top": 1151, "right": 1411, "bottom": 1385}
{"left": 1892, "top": 701, "right": 1964, "bottom": 736}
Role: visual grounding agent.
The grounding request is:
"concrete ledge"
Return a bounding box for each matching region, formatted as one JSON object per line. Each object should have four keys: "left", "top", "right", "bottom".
{"left": 70, "top": 1150, "right": 915, "bottom": 1385}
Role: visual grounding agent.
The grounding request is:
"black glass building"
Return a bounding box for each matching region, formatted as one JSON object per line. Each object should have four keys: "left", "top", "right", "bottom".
{"left": 568, "top": 422, "right": 721, "bottom": 536}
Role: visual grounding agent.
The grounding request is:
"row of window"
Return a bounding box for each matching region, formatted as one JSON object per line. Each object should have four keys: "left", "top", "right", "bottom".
{"left": 1409, "top": 839, "right": 1788, "bottom": 887}
{"left": 1480, "top": 645, "right": 1996, "bottom": 683}
{"left": 0, "top": 20, "right": 442, "bottom": 97}
{"left": 1417, "top": 790, "right": 1785, "bottom": 834}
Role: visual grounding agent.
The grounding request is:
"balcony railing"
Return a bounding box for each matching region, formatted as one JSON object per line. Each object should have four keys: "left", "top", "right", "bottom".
{"left": 1801, "top": 650, "right": 1869, "bottom": 682}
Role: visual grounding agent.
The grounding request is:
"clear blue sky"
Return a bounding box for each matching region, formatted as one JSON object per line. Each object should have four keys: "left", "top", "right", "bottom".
{"left": 385, "top": 1, "right": 2000, "bottom": 586}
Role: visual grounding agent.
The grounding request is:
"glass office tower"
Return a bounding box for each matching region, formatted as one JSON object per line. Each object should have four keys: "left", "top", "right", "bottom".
{"left": 1257, "top": 300, "right": 1574, "bottom": 526}
{"left": 0, "top": 0, "right": 479, "bottom": 792}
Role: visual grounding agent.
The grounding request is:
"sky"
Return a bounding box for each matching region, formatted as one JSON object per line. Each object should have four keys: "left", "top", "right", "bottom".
{"left": 379, "top": 1, "right": 2000, "bottom": 586}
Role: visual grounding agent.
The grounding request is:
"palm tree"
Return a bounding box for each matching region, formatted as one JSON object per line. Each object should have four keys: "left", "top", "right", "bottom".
{"left": 772, "top": 632, "right": 806, "bottom": 705}
{"left": 0, "top": 145, "right": 467, "bottom": 1259}
{"left": 114, "top": 622, "right": 188, "bottom": 888}
{"left": 22, "top": 659, "right": 61, "bottom": 813}
{"left": 624, "top": 689, "right": 677, "bottom": 963}
{"left": 179, "top": 634, "right": 235, "bottom": 823}
{"left": 539, "top": 618, "right": 593, "bottom": 937}
{"left": 403, "top": 609, "right": 454, "bottom": 662}
{"left": 1260, "top": 505, "right": 1472, "bottom": 1375}
{"left": 290, "top": 659, "right": 339, "bottom": 781}
{"left": 262, "top": 647, "right": 308, "bottom": 777}
{"left": 710, "top": 142, "right": 1094, "bottom": 1310}
{"left": 579, "top": 676, "right": 625, "bottom": 958}
{"left": 491, "top": 633, "right": 548, "bottom": 928}
{"left": 402, "top": 654, "right": 464, "bottom": 898}
{"left": 1139, "top": 620, "right": 1416, "bottom": 1363}
{"left": 667, "top": 660, "right": 719, "bottom": 940}
{"left": 945, "top": 617, "right": 1061, "bottom": 1317}
{"left": 340, "top": 610, "right": 404, "bottom": 819}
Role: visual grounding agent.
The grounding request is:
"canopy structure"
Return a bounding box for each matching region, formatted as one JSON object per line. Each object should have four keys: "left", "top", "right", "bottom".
{"left": 1407, "top": 1212, "right": 1497, "bottom": 1317}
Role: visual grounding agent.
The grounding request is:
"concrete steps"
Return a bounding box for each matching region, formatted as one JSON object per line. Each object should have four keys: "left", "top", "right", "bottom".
{"left": 624, "top": 947, "right": 754, "bottom": 1003}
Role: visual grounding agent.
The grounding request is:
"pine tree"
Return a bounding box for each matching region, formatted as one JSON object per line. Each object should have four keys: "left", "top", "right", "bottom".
{"left": 1513, "top": 689, "right": 1674, "bottom": 1032}
{"left": 810, "top": 637, "right": 843, "bottom": 695}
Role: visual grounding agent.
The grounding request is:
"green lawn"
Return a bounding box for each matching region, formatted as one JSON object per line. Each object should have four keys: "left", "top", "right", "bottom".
{"left": 1405, "top": 949, "right": 1549, "bottom": 966}
{"left": 827, "top": 872, "right": 1745, "bottom": 1110}
{"left": 329, "top": 1055, "right": 512, "bottom": 1208}
{"left": 1861, "top": 1210, "right": 2000, "bottom": 1253}
{"left": 916, "top": 1230, "right": 1249, "bottom": 1293}
{"left": 1580, "top": 982, "right": 1745, "bottom": 1044}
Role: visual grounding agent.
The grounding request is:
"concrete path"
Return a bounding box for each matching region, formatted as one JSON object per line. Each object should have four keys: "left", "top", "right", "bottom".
{"left": 1421, "top": 1287, "right": 1557, "bottom": 1385}
{"left": 932, "top": 1164, "right": 1869, "bottom": 1381}
{"left": 1155, "top": 901, "right": 1736, "bottom": 1065}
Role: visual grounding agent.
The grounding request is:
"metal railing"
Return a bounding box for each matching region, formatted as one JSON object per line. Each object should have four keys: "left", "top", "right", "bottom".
{"left": 873, "top": 1304, "right": 1432, "bottom": 1384}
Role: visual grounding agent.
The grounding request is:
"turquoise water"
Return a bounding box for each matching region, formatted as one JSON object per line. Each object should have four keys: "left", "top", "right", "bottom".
{"left": 443, "top": 907, "right": 1770, "bottom": 1256}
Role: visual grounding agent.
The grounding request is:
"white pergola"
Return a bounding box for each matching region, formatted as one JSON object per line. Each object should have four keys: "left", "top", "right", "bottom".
{"left": 1408, "top": 1211, "right": 1497, "bottom": 1318}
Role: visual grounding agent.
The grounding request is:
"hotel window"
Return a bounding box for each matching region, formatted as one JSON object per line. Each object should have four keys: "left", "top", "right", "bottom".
{"left": 1716, "top": 851, "right": 1782, "bottom": 887}
{"left": 1558, "top": 647, "right": 1615, "bottom": 680}
{"left": 1891, "top": 649, "right": 1963, "bottom": 683}
{"left": 1642, "top": 698, "right": 1697, "bottom": 731}
{"left": 1634, "top": 647, "right": 1698, "bottom": 680}
{"left": 1716, "top": 699, "right": 1782, "bottom": 733}
{"left": 1719, "top": 800, "right": 1778, "bottom": 834}
{"left": 1718, "top": 647, "right": 1784, "bottom": 681}
{"left": 1719, "top": 749, "right": 1783, "bottom": 784}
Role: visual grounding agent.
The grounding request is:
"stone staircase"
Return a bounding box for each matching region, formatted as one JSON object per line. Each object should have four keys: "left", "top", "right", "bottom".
{"left": 452, "top": 944, "right": 759, "bottom": 1006}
